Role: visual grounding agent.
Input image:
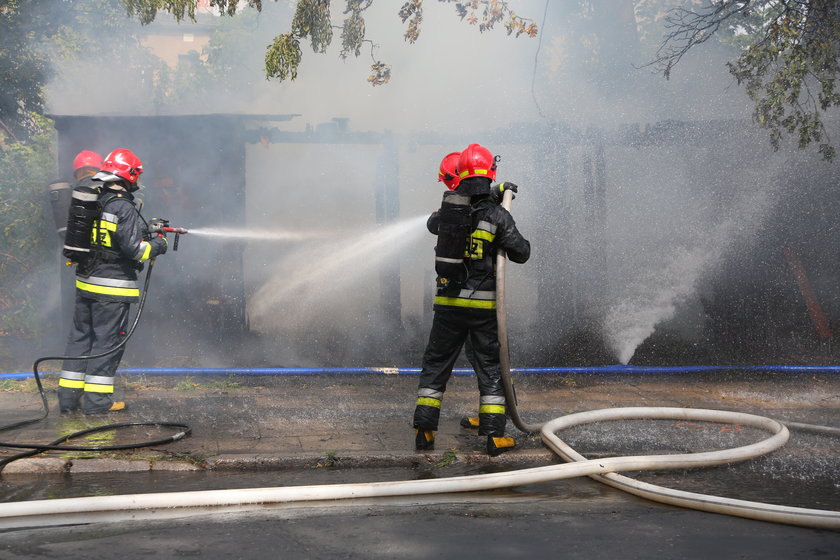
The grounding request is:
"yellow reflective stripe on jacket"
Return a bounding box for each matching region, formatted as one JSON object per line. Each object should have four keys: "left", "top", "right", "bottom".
{"left": 139, "top": 240, "right": 152, "bottom": 261}
{"left": 433, "top": 296, "right": 496, "bottom": 309}
{"left": 479, "top": 404, "right": 506, "bottom": 414}
{"left": 94, "top": 219, "right": 117, "bottom": 232}
{"left": 472, "top": 229, "right": 495, "bottom": 243}
{"left": 92, "top": 216, "right": 118, "bottom": 248}
{"left": 76, "top": 279, "right": 140, "bottom": 298}
{"left": 59, "top": 378, "right": 85, "bottom": 389}
{"left": 416, "top": 397, "right": 441, "bottom": 408}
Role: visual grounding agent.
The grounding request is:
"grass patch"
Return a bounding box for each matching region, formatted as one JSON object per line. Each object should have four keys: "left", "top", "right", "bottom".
{"left": 155, "top": 450, "right": 211, "bottom": 468}
{"left": 435, "top": 448, "right": 458, "bottom": 468}
{"left": 206, "top": 378, "right": 241, "bottom": 391}
{"left": 174, "top": 377, "right": 241, "bottom": 391}
{"left": 175, "top": 378, "right": 202, "bottom": 391}
{"left": 559, "top": 374, "right": 578, "bottom": 387}
{"left": 0, "top": 376, "right": 58, "bottom": 393}
{"left": 317, "top": 450, "right": 341, "bottom": 468}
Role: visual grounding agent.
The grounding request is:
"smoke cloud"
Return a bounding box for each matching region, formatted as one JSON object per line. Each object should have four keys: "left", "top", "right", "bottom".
{"left": 1, "top": 1, "right": 834, "bottom": 372}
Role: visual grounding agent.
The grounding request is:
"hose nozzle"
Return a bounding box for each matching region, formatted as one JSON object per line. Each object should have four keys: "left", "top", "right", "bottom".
{"left": 147, "top": 219, "right": 189, "bottom": 251}
{"left": 161, "top": 226, "right": 189, "bottom": 234}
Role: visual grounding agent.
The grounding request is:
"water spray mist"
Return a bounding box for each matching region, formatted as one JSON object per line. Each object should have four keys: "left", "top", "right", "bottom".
{"left": 188, "top": 227, "right": 327, "bottom": 242}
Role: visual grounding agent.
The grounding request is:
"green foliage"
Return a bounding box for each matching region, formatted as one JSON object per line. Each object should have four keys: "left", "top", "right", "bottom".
{"left": 292, "top": 0, "right": 334, "bottom": 54}
{"left": 341, "top": 0, "right": 372, "bottom": 58}
{"left": 265, "top": 0, "right": 333, "bottom": 82}
{"left": 0, "top": 2, "right": 51, "bottom": 138}
{"left": 124, "top": 0, "right": 537, "bottom": 86}
{"left": 0, "top": 116, "right": 56, "bottom": 337}
{"left": 653, "top": 0, "right": 840, "bottom": 160}
{"left": 446, "top": 0, "right": 539, "bottom": 37}
{"left": 0, "top": 0, "right": 150, "bottom": 140}
{"left": 265, "top": 34, "right": 304, "bottom": 82}
{"left": 399, "top": 0, "right": 423, "bottom": 44}
{"left": 726, "top": 1, "right": 840, "bottom": 161}
{"left": 122, "top": 0, "right": 263, "bottom": 24}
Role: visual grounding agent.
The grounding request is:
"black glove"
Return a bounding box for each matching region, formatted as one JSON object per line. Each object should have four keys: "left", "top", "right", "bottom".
{"left": 149, "top": 235, "right": 168, "bottom": 256}
{"left": 490, "top": 182, "right": 518, "bottom": 204}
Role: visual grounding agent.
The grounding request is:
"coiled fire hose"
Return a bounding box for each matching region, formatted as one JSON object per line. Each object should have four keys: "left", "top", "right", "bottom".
{"left": 493, "top": 187, "right": 840, "bottom": 528}
{"left": 0, "top": 259, "right": 191, "bottom": 472}
{"left": 0, "top": 197, "right": 838, "bottom": 530}
{"left": 0, "top": 406, "right": 837, "bottom": 530}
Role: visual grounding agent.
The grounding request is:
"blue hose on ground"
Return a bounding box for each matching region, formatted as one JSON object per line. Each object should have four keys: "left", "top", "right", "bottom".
{"left": 0, "top": 260, "right": 191, "bottom": 472}
{"left": 4, "top": 363, "right": 840, "bottom": 380}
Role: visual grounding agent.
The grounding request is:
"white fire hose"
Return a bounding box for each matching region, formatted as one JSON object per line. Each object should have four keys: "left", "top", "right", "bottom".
{"left": 0, "top": 406, "right": 837, "bottom": 530}
{"left": 1, "top": 190, "right": 838, "bottom": 530}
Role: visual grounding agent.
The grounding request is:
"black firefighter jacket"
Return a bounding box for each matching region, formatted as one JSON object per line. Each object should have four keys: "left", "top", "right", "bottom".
{"left": 75, "top": 184, "right": 164, "bottom": 303}
{"left": 427, "top": 193, "right": 530, "bottom": 311}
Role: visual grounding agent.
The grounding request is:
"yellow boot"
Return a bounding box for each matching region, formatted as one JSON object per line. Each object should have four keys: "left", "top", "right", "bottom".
{"left": 487, "top": 436, "right": 515, "bottom": 457}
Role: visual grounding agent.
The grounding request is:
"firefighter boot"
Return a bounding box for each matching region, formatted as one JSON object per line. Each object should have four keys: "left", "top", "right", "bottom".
{"left": 487, "top": 436, "right": 516, "bottom": 457}
{"left": 459, "top": 416, "right": 480, "bottom": 429}
{"left": 106, "top": 401, "right": 128, "bottom": 413}
{"left": 415, "top": 429, "right": 435, "bottom": 451}
{"left": 58, "top": 387, "right": 82, "bottom": 414}
{"left": 83, "top": 401, "right": 128, "bottom": 415}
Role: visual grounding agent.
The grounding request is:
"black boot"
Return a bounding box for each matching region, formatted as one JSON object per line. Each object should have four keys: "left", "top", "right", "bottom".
{"left": 415, "top": 429, "right": 435, "bottom": 450}
{"left": 459, "top": 416, "right": 480, "bottom": 429}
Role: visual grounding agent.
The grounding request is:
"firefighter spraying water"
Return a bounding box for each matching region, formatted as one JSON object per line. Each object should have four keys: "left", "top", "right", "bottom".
{"left": 58, "top": 149, "right": 171, "bottom": 414}
{"left": 0, "top": 149, "right": 192, "bottom": 470}
{"left": 413, "top": 144, "right": 531, "bottom": 457}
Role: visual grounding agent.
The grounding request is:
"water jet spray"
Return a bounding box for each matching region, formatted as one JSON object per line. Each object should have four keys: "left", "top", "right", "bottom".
{"left": 187, "top": 227, "right": 326, "bottom": 242}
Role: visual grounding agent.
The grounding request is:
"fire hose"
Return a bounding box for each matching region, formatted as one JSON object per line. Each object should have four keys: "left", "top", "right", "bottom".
{"left": 0, "top": 406, "right": 837, "bottom": 530}
{"left": 0, "top": 224, "right": 192, "bottom": 472}
{"left": 494, "top": 187, "right": 840, "bottom": 527}
{"left": 0, "top": 201, "right": 838, "bottom": 530}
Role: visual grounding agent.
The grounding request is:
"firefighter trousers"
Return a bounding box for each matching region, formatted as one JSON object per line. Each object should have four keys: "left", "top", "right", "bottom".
{"left": 58, "top": 291, "right": 130, "bottom": 414}
{"left": 413, "top": 307, "right": 507, "bottom": 436}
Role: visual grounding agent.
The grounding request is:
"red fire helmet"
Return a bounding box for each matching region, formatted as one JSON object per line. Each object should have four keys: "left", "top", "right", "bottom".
{"left": 457, "top": 144, "right": 497, "bottom": 182}
{"left": 101, "top": 149, "right": 143, "bottom": 184}
{"left": 438, "top": 152, "right": 461, "bottom": 190}
{"left": 72, "top": 150, "right": 102, "bottom": 171}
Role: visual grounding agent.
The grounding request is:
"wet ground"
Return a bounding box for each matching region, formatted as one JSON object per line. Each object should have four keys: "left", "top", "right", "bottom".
{"left": 0, "top": 371, "right": 838, "bottom": 556}
{"left": 1, "top": 466, "right": 839, "bottom": 559}
{"left": 0, "top": 450, "right": 838, "bottom": 509}
{"left": 1, "top": 371, "right": 838, "bottom": 471}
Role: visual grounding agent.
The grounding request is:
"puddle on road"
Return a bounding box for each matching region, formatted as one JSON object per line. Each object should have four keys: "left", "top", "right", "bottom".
{"left": 2, "top": 417, "right": 837, "bottom": 515}
{"left": 1, "top": 456, "right": 837, "bottom": 512}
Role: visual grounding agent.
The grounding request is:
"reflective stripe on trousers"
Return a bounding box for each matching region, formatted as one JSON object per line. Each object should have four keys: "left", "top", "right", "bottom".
{"left": 59, "top": 369, "right": 86, "bottom": 389}
{"left": 434, "top": 289, "right": 496, "bottom": 310}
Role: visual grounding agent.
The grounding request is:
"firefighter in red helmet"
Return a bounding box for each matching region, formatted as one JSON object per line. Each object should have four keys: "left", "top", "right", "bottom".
{"left": 438, "top": 151, "right": 461, "bottom": 190}
{"left": 56, "top": 150, "right": 103, "bottom": 247}
{"left": 414, "top": 144, "right": 530, "bottom": 456}
{"left": 57, "top": 148, "right": 168, "bottom": 414}
{"left": 72, "top": 150, "right": 102, "bottom": 181}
